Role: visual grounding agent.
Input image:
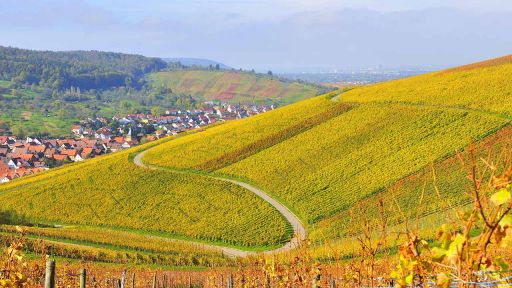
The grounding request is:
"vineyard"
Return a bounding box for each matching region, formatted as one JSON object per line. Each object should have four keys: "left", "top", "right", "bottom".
{"left": 2, "top": 55, "right": 512, "bottom": 285}
{"left": 143, "top": 55, "right": 512, "bottom": 254}
{"left": 342, "top": 55, "right": 512, "bottom": 116}
{"left": 0, "top": 137, "right": 291, "bottom": 252}
{"left": 220, "top": 103, "right": 507, "bottom": 226}
{"left": 0, "top": 225, "right": 231, "bottom": 267}
{"left": 148, "top": 70, "right": 323, "bottom": 104}
{"left": 144, "top": 92, "right": 350, "bottom": 170}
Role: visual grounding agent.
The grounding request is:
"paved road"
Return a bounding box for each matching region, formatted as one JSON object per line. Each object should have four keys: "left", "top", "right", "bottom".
{"left": 133, "top": 150, "right": 307, "bottom": 257}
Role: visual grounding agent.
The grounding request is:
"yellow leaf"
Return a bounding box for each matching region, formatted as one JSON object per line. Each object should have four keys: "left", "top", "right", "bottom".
{"left": 405, "top": 273, "right": 413, "bottom": 284}
{"left": 491, "top": 188, "right": 511, "bottom": 206}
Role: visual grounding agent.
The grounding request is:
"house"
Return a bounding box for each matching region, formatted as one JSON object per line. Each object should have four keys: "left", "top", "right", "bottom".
{"left": 61, "top": 149, "right": 78, "bottom": 161}
{"left": 74, "top": 154, "right": 84, "bottom": 162}
{"left": 71, "top": 124, "right": 83, "bottom": 135}
{"left": 19, "top": 154, "right": 35, "bottom": 162}
{"left": 53, "top": 154, "right": 69, "bottom": 162}
{"left": 81, "top": 147, "right": 93, "bottom": 159}
{"left": 1, "top": 176, "right": 10, "bottom": 183}
{"left": 7, "top": 159, "right": 18, "bottom": 169}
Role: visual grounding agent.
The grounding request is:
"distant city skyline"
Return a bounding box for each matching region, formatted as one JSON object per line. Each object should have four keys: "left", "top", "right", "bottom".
{"left": 1, "top": 0, "right": 511, "bottom": 72}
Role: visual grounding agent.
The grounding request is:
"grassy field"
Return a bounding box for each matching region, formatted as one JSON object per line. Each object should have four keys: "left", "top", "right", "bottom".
{"left": 0, "top": 137, "right": 291, "bottom": 250}
{"left": 0, "top": 80, "right": 80, "bottom": 136}
{"left": 148, "top": 70, "right": 322, "bottom": 105}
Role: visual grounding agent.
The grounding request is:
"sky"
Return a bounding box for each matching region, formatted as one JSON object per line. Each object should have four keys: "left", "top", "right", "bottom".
{"left": 1, "top": 0, "right": 511, "bottom": 72}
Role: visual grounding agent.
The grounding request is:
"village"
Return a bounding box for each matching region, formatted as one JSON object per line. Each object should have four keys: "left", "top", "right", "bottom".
{"left": 0, "top": 103, "right": 275, "bottom": 183}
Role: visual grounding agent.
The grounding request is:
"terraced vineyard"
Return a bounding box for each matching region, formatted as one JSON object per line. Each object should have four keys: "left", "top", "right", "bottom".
{"left": 148, "top": 70, "right": 323, "bottom": 104}
{"left": 0, "top": 225, "right": 231, "bottom": 267}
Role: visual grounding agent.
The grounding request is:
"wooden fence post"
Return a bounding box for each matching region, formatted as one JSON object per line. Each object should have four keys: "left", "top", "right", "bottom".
{"left": 44, "top": 259, "right": 55, "bottom": 288}
{"left": 312, "top": 274, "right": 321, "bottom": 288}
{"left": 131, "top": 272, "right": 136, "bottom": 288}
{"left": 120, "top": 270, "right": 126, "bottom": 288}
{"left": 329, "top": 275, "right": 336, "bottom": 288}
{"left": 151, "top": 273, "right": 157, "bottom": 288}
{"left": 227, "top": 274, "right": 233, "bottom": 288}
{"left": 162, "top": 273, "right": 166, "bottom": 288}
{"left": 80, "top": 268, "right": 86, "bottom": 288}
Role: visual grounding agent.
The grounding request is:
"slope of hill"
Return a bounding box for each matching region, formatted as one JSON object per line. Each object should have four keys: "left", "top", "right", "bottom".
{"left": 142, "top": 55, "right": 512, "bottom": 248}
{"left": 0, "top": 137, "right": 291, "bottom": 250}
{"left": 148, "top": 70, "right": 324, "bottom": 104}
{"left": 2, "top": 55, "right": 512, "bottom": 263}
{"left": 342, "top": 54, "right": 512, "bottom": 116}
{"left": 0, "top": 46, "right": 167, "bottom": 90}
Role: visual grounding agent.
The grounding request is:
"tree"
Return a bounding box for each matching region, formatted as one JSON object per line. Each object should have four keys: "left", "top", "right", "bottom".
{"left": 125, "top": 77, "right": 132, "bottom": 88}
{"left": 151, "top": 106, "right": 163, "bottom": 116}
{"left": 267, "top": 70, "right": 273, "bottom": 76}
{"left": 215, "top": 64, "right": 220, "bottom": 70}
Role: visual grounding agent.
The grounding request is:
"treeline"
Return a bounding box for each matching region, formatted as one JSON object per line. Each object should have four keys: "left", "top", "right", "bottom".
{"left": 0, "top": 46, "right": 167, "bottom": 90}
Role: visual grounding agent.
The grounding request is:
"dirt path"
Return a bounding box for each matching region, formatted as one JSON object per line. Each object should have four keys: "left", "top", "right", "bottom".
{"left": 133, "top": 150, "right": 306, "bottom": 258}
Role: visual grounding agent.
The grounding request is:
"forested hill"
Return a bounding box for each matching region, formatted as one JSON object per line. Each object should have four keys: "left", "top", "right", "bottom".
{"left": 0, "top": 46, "right": 167, "bottom": 90}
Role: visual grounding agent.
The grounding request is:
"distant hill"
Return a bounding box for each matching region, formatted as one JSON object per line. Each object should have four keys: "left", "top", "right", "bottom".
{"left": 0, "top": 46, "right": 167, "bottom": 90}
{"left": 148, "top": 70, "right": 326, "bottom": 105}
{"left": 163, "top": 58, "right": 231, "bottom": 69}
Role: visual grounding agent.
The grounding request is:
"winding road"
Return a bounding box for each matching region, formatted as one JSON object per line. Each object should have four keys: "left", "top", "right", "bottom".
{"left": 133, "top": 150, "right": 307, "bottom": 257}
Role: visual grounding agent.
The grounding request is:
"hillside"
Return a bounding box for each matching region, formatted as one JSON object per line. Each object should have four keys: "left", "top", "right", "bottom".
{"left": 342, "top": 54, "right": 512, "bottom": 116}
{"left": 0, "top": 46, "right": 166, "bottom": 90}
{"left": 148, "top": 70, "right": 324, "bottom": 104}
{"left": 1, "top": 55, "right": 512, "bottom": 265}
{"left": 0, "top": 137, "right": 291, "bottom": 257}
{"left": 142, "top": 55, "right": 512, "bottom": 248}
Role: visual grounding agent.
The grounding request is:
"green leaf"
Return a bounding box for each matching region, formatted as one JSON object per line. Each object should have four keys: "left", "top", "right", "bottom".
{"left": 499, "top": 215, "right": 512, "bottom": 228}
{"left": 491, "top": 188, "right": 511, "bottom": 206}
{"left": 495, "top": 256, "right": 510, "bottom": 271}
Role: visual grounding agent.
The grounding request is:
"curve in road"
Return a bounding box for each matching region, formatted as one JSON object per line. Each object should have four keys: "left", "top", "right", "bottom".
{"left": 133, "top": 150, "right": 307, "bottom": 257}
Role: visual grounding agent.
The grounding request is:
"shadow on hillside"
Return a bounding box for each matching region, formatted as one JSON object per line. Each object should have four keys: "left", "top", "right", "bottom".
{"left": 0, "top": 210, "right": 32, "bottom": 226}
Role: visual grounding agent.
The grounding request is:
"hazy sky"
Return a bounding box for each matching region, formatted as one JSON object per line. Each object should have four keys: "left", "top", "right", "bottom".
{"left": 1, "top": 0, "right": 511, "bottom": 72}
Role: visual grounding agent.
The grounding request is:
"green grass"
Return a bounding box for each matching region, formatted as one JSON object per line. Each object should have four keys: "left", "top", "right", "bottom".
{"left": 148, "top": 70, "right": 321, "bottom": 105}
